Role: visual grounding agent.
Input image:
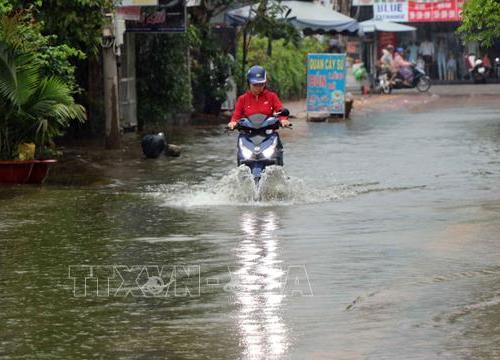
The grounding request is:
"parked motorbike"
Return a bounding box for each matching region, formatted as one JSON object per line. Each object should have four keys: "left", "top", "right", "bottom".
{"left": 471, "top": 59, "right": 488, "bottom": 83}
{"left": 377, "top": 65, "right": 431, "bottom": 94}
{"left": 228, "top": 110, "right": 291, "bottom": 185}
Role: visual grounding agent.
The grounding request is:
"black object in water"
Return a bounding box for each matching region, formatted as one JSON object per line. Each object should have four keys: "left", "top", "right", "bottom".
{"left": 142, "top": 133, "right": 167, "bottom": 159}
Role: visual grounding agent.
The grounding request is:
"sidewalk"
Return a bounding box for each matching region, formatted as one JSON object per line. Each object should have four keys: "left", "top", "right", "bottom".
{"left": 285, "top": 84, "right": 500, "bottom": 121}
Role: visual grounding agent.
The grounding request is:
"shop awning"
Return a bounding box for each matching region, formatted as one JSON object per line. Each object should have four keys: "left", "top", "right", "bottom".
{"left": 225, "top": 1, "right": 359, "bottom": 34}
{"left": 360, "top": 19, "right": 416, "bottom": 33}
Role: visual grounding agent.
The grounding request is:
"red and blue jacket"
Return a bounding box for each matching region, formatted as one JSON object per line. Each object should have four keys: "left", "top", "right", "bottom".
{"left": 230, "top": 89, "right": 287, "bottom": 124}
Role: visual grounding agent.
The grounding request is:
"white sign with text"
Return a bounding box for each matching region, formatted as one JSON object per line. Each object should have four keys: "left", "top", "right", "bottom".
{"left": 373, "top": 0, "right": 409, "bottom": 22}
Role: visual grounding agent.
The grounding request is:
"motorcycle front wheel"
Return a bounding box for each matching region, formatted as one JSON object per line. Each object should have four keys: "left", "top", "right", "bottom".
{"left": 378, "top": 77, "right": 392, "bottom": 94}
{"left": 416, "top": 76, "right": 431, "bottom": 92}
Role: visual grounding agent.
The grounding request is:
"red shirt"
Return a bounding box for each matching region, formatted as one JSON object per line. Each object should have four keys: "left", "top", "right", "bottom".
{"left": 230, "top": 88, "right": 286, "bottom": 123}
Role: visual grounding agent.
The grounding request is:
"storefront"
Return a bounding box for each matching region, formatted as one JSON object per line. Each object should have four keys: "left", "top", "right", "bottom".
{"left": 352, "top": 0, "right": 497, "bottom": 82}
{"left": 405, "top": 0, "right": 466, "bottom": 80}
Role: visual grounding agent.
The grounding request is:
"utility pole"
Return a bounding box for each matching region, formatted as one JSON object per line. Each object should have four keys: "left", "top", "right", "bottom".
{"left": 102, "top": 22, "right": 121, "bottom": 149}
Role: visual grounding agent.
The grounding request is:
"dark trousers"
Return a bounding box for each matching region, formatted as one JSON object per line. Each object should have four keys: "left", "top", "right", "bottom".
{"left": 423, "top": 55, "right": 433, "bottom": 76}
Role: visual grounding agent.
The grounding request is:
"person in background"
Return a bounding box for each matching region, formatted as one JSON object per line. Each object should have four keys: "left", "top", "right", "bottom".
{"left": 464, "top": 52, "right": 474, "bottom": 76}
{"left": 416, "top": 55, "right": 426, "bottom": 71}
{"left": 437, "top": 39, "right": 447, "bottom": 81}
{"left": 482, "top": 53, "right": 492, "bottom": 77}
{"left": 419, "top": 39, "right": 435, "bottom": 77}
{"left": 328, "top": 38, "right": 342, "bottom": 53}
{"left": 408, "top": 41, "right": 419, "bottom": 63}
{"left": 379, "top": 45, "right": 394, "bottom": 79}
{"left": 446, "top": 53, "right": 457, "bottom": 81}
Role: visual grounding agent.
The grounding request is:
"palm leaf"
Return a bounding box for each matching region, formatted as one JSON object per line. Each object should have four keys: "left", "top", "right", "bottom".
{"left": 1, "top": 23, "right": 86, "bottom": 159}
{"left": 0, "top": 43, "right": 19, "bottom": 107}
{"left": 24, "top": 76, "right": 86, "bottom": 143}
{"left": 15, "top": 53, "right": 41, "bottom": 106}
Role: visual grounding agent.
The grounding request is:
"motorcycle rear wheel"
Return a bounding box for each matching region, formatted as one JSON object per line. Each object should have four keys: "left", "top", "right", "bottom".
{"left": 416, "top": 76, "right": 431, "bottom": 92}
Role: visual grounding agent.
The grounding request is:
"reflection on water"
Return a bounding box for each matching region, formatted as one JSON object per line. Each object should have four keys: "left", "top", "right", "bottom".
{"left": 234, "top": 211, "right": 287, "bottom": 359}
{"left": 2, "top": 101, "right": 500, "bottom": 358}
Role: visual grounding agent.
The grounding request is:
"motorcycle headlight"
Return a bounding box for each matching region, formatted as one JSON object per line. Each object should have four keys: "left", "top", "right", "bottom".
{"left": 478, "top": 67, "right": 486, "bottom": 74}
{"left": 239, "top": 139, "right": 253, "bottom": 160}
{"left": 262, "top": 139, "right": 277, "bottom": 159}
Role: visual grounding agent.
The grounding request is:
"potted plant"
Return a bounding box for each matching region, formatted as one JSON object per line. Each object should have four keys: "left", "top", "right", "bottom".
{"left": 0, "top": 22, "right": 85, "bottom": 184}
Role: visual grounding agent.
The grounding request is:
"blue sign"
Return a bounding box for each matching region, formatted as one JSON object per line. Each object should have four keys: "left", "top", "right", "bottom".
{"left": 306, "top": 53, "right": 347, "bottom": 114}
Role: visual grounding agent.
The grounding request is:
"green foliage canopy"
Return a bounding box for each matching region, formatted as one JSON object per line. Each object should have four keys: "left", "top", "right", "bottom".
{"left": 0, "top": 6, "right": 84, "bottom": 92}
{"left": 1, "top": 0, "right": 113, "bottom": 55}
{"left": 458, "top": 0, "right": 500, "bottom": 48}
{"left": 136, "top": 31, "right": 193, "bottom": 126}
{"left": 0, "top": 42, "right": 86, "bottom": 159}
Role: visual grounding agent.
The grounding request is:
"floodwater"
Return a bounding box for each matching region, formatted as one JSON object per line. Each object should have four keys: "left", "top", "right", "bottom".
{"left": 2, "top": 94, "right": 500, "bottom": 359}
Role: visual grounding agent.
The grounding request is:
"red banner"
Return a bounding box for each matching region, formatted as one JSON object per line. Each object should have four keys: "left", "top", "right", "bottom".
{"left": 378, "top": 32, "right": 397, "bottom": 57}
{"left": 408, "top": 0, "right": 464, "bottom": 22}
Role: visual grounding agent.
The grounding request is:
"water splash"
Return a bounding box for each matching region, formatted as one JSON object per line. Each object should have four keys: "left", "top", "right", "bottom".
{"left": 143, "top": 166, "right": 424, "bottom": 208}
{"left": 143, "top": 166, "right": 342, "bottom": 207}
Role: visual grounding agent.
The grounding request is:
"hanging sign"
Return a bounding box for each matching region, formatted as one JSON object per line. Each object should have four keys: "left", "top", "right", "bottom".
{"left": 373, "top": 0, "right": 408, "bottom": 22}
{"left": 119, "top": 0, "right": 158, "bottom": 5}
{"left": 307, "top": 53, "right": 347, "bottom": 114}
{"left": 116, "top": 6, "right": 142, "bottom": 21}
{"left": 122, "top": 0, "right": 186, "bottom": 33}
{"left": 408, "top": 0, "right": 464, "bottom": 22}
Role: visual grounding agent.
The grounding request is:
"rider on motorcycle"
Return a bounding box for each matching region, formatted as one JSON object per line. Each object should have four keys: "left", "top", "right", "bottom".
{"left": 227, "top": 65, "right": 290, "bottom": 130}
{"left": 379, "top": 46, "right": 393, "bottom": 78}
{"left": 393, "top": 48, "right": 413, "bottom": 86}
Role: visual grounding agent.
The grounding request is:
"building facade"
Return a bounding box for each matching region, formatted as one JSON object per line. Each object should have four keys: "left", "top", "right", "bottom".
{"left": 352, "top": 0, "right": 499, "bottom": 81}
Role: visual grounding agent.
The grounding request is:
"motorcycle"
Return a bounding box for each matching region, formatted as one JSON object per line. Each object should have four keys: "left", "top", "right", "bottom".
{"left": 228, "top": 110, "right": 291, "bottom": 185}
{"left": 470, "top": 58, "right": 487, "bottom": 83}
{"left": 377, "top": 64, "right": 431, "bottom": 94}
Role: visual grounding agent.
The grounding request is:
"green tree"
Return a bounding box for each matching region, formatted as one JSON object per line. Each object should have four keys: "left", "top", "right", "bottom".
{"left": 0, "top": 42, "right": 85, "bottom": 159}
{"left": 235, "top": 0, "right": 300, "bottom": 92}
{"left": 0, "top": 6, "right": 84, "bottom": 93}
{"left": 188, "top": 0, "right": 236, "bottom": 114}
{"left": 4, "top": 0, "right": 113, "bottom": 56}
{"left": 188, "top": 0, "right": 301, "bottom": 113}
{"left": 458, "top": 0, "right": 500, "bottom": 47}
{"left": 236, "top": 36, "right": 326, "bottom": 100}
{"left": 136, "top": 31, "right": 193, "bottom": 128}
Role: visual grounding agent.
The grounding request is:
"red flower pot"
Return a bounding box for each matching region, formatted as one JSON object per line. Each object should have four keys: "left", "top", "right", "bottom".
{"left": 27, "top": 160, "right": 57, "bottom": 184}
{"left": 0, "top": 160, "right": 57, "bottom": 184}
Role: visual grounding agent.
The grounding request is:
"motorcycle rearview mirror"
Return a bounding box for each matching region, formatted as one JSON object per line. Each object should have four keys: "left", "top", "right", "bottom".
{"left": 276, "top": 108, "right": 290, "bottom": 117}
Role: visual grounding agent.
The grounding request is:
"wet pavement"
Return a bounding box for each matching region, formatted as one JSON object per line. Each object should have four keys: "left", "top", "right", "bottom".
{"left": 1, "top": 86, "right": 500, "bottom": 359}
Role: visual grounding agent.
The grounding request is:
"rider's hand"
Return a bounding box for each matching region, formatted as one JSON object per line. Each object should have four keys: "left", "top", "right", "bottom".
{"left": 227, "top": 122, "right": 236, "bottom": 130}
{"left": 280, "top": 119, "right": 291, "bottom": 127}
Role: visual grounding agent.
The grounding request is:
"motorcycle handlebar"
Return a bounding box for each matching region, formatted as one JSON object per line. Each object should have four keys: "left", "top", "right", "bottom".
{"left": 274, "top": 108, "right": 290, "bottom": 117}
{"left": 225, "top": 121, "right": 292, "bottom": 132}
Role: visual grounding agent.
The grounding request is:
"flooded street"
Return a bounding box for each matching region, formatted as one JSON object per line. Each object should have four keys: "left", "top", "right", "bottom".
{"left": 2, "top": 90, "right": 500, "bottom": 359}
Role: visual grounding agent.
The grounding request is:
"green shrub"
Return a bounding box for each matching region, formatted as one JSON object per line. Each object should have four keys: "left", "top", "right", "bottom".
{"left": 136, "top": 32, "right": 192, "bottom": 127}
{"left": 0, "top": 42, "right": 86, "bottom": 159}
{"left": 235, "top": 36, "right": 327, "bottom": 100}
{"left": 0, "top": 9, "right": 83, "bottom": 93}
